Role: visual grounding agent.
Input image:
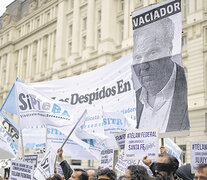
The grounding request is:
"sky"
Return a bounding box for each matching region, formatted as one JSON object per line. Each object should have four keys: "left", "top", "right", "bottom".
{"left": 0, "top": 0, "right": 15, "bottom": 17}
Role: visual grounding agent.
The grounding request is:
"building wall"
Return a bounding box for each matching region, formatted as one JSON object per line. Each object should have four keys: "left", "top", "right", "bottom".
{"left": 0, "top": 0, "right": 207, "bottom": 166}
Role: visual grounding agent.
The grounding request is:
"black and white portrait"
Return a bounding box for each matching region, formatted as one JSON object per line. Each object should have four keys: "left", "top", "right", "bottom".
{"left": 132, "top": 12, "right": 190, "bottom": 133}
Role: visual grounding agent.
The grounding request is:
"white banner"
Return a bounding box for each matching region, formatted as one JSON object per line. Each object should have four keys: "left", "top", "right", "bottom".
{"left": 115, "top": 150, "right": 139, "bottom": 174}
{"left": 34, "top": 147, "right": 56, "bottom": 180}
{"left": 102, "top": 111, "right": 134, "bottom": 148}
{"left": 24, "top": 155, "right": 38, "bottom": 168}
{"left": 15, "top": 81, "right": 76, "bottom": 130}
{"left": 191, "top": 142, "right": 207, "bottom": 172}
{"left": 0, "top": 123, "right": 17, "bottom": 159}
{"left": 124, "top": 129, "right": 159, "bottom": 160}
{"left": 9, "top": 160, "right": 34, "bottom": 180}
{"left": 115, "top": 132, "right": 126, "bottom": 150}
{"left": 100, "top": 148, "right": 114, "bottom": 169}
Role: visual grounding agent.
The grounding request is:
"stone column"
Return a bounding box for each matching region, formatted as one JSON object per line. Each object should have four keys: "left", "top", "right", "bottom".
{"left": 86, "top": 0, "right": 95, "bottom": 51}
{"left": 72, "top": 0, "right": 80, "bottom": 56}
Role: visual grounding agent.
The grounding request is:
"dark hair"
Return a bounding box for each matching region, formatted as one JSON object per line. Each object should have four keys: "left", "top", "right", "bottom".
{"left": 74, "top": 169, "right": 89, "bottom": 180}
{"left": 196, "top": 164, "right": 207, "bottom": 172}
{"left": 46, "top": 174, "right": 63, "bottom": 180}
{"left": 158, "top": 153, "right": 179, "bottom": 175}
{"left": 127, "top": 165, "right": 150, "bottom": 180}
{"left": 97, "top": 168, "right": 117, "bottom": 180}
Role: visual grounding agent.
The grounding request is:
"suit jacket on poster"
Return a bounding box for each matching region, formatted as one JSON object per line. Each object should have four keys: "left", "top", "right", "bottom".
{"left": 135, "top": 63, "right": 190, "bottom": 132}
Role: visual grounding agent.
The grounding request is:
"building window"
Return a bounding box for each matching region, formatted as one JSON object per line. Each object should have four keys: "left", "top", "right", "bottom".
{"left": 27, "top": 23, "right": 30, "bottom": 33}
{"left": 7, "top": 33, "right": 9, "bottom": 41}
{"left": 119, "top": 20, "right": 124, "bottom": 43}
{"left": 70, "top": 0, "right": 74, "bottom": 9}
{"left": 119, "top": 0, "right": 124, "bottom": 11}
{"left": 18, "top": 29, "right": 21, "bottom": 38}
{"left": 83, "top": 17, "right": 87, "bottom": 30}
{"left": 32, "top": 57, "right": 36, "bottom": 76}
{"left": 46, "top": 11, "right": 50, "bottom": 22}
{"left": 36, "top": 18, "right": 40, "bottom": 28}
{"left": 182, "top": 36, "right": 187, "bottom": 51}
{"left": 82, "top": 36, "right": 86, "bottom": 50}
{"left": 71, "top": 160, "right": 81, "bottom": 166}
{"left": 69, "top": 24, "right": 73, "bottom": 37}
{"left": 88, "top": 160, "right": 94, "bottom": 167}
{"left": 183, "top": 0, "right": 189, "bottom": 20}
{"left": 179, "top": 145, "right": 186, "bottom": 164}
{"left": 98, "top": 10, "right": 101, "bottom": 24}
{"left": 97, "top": 29, "right": 101, "bottom": 43}
{"left": 68, "top": 41, "right": 72, "bottom": 56}
{"left": 205, "top": 113, "right": 207, "bottom": 132}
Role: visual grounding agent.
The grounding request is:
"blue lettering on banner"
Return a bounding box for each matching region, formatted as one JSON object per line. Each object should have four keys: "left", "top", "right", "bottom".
{"left": 18, "top": 93, "right": 70, "bottom": 117}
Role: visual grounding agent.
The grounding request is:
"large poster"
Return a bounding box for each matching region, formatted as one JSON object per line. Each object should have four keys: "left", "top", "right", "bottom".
{"left": 131, "top": 0, "right": 189, "bottom": 134}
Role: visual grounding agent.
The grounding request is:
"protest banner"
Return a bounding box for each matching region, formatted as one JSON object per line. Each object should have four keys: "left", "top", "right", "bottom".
{"left": 115, "top": 150, "right": 139, "bottom": 174}
{"left": 24, "top": 155, "right": 38, "bottom": 168}
{"left": 23, "top": 126, "right": 46, "bottom": 150}
{"left": 100, "top": 148, "right": 114, "bottom": 169}
{"left": 15, "top": 81, "right": 75, "bottom": 130}
{"left": 0, "top": 111, "right": 19, "bottom": 145}
{"left": 0, "top": 122, "right": 17, "bottom": 159}
{"left": 1, "top": 54, "right": 136, "bottom": 133}
{"left": 9, "top": 160, "right": 34, "bottom": 180}
{"left": 191, "top": 142, "right": 207, "bottom": 172}
{"left": 114, "top": 132, "right": 126, "bottom": 150}
{"left": 124, "top": 129, "right": 159, "bottom": 160}
{"left": 131, "top": 0, "right": 190, "bottom": 136}
{"left": 102, "top": 111, "right": 134, "bottom": 148}
{"left": 34, "top": 147, "right": 56, "bottom": 180}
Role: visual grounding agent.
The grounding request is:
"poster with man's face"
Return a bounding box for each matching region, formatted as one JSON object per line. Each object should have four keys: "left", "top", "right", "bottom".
{"left": 131, "top": 0, "right": 190, "bottom": 134}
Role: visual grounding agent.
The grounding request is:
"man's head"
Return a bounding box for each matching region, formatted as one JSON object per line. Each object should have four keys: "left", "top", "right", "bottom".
{"left": 125, "top": 165, "right": 150, "bottom": 180}
{"left": 132, "top": 18, "right": 175, "bottom": 95}
{"left": 154, "top": 153, "right": 179, "bottom": 180}
{"left": 87, "top": 170, "right": 97, "bottom": 180}
{"left": 69, "top": 169, "right": 89, "bottom": 180}
{"left": 194, "top": 164, "right": 207, "bottom": 180}
{"left": 97, "top": 168, "right": 117, "bottom": 180}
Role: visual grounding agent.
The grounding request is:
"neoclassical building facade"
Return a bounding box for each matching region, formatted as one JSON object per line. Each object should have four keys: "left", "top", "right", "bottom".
{"left": 0, "top": 0, "right": 207, "bottom": 166}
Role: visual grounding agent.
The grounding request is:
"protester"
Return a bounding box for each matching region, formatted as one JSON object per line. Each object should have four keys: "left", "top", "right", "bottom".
{"left": 69, "top": 169, "right": 88, "bottom": 180}
{"left": 176, "top": 164, "right": 194, "bottom": 180}
{"left": 118, "top": 175, "right": 130, "bottom": 180}
{"left": 46, "top": 174, "right": 63, "bottom": 180}
{"left": 125, "top": 165, "right": 151, "bottom": 180}
{"left": 143, "top": 153, "right": 179, "bottom": 180}
{"left": 97, "top": 168, "right": 117, "bottom": 180}
{"left": 87, "top": 170, "right": 97, "bottom": 180}
{"left": 194, "top": 164, "right": 207, "bottom": 180}
{"left": 57, "top": 148, "right": 73, "bottom": 180}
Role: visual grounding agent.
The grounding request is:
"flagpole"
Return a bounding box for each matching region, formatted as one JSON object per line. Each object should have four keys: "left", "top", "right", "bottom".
{"left": 54, "top": 110, "right": 87, "bottom": 169}
{"left": 20, "top": 129, "right": 25, "bottom": 161}
{"left": 60, "top": 110, "right": 86, "bottom": 149}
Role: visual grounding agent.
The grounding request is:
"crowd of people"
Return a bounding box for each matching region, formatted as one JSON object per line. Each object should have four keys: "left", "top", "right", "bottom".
{"left": 44, "top": 147, "right": 207, "bottom": 180}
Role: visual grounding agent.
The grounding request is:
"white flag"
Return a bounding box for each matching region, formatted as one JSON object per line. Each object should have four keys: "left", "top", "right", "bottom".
{"left": 71, "top": 110, "right": 106, "bottom": 160}
{"left": 102, "top": 111, "right": 135, "bottom": 148}
{"left": 34, "top": 147, "right": 56, "bottom": 180}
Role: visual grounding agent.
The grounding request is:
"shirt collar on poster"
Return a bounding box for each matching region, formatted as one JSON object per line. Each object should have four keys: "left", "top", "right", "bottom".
{"left": 139, "top": 62, "right": 176, "bottom": 111}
